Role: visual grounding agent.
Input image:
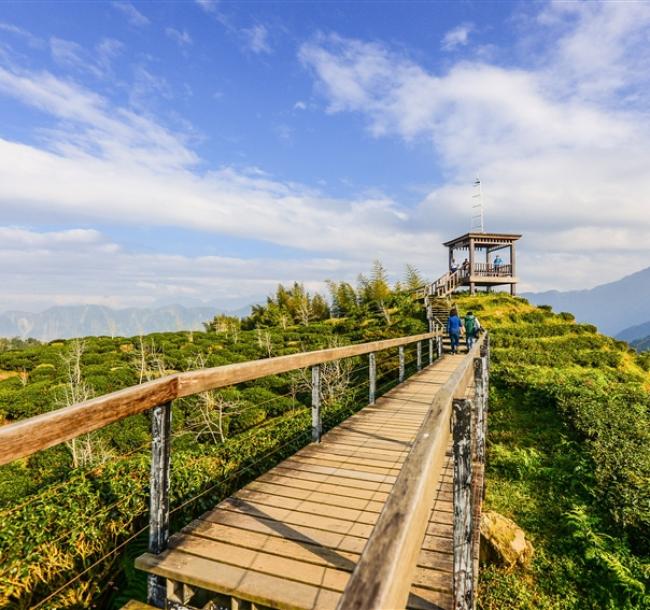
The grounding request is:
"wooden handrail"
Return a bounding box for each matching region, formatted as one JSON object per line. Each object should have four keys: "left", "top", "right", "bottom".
{"left": 0, "top": 331, "right": 440, "bottom": 467}
{"left": 336, "top": 334, "right": 487, "bottom": 610}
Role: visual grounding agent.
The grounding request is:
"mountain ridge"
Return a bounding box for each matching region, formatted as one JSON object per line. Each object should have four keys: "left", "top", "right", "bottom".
{"left": 0, "top": 303, "right": 252, "bottom": 342}
{"left": 523, "top": 266, "right": 650, "bottom": 336}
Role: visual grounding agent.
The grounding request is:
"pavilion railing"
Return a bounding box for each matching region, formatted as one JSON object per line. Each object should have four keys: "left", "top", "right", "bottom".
{"left": 473, "top": 262, "right": 513, "bottom": 277}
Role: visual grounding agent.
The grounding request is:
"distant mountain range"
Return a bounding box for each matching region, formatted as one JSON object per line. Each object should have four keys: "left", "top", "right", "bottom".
{"left": 615, "top": 320, "right": 650, "bottom": 344}
{"left": 0, "top": 304, "right": 252, "bottom": 342}
{"left": 630, "top": 335, "right": 650, "bottom": 352}
{"left": 523, "top": 266, "right": 650, "bottom": 338}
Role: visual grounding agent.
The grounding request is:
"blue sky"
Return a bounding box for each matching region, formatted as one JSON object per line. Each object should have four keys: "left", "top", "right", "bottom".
{"left": 1, "top": 1, "right": 649, "bottom": 311}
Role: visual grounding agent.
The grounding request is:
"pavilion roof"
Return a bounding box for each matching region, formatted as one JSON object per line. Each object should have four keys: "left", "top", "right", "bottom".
{"left": 443, "top": 232, "right": 522, "bottom": 249}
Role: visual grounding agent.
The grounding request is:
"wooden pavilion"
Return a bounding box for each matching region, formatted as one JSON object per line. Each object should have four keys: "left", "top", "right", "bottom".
{"left": 444, "top": 232, "right": 521, "bottom": 295}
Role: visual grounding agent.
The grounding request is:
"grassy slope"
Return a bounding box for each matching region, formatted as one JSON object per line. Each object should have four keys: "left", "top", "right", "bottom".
{"left": 451, "top": 293, "right": 650, "bottom": 610}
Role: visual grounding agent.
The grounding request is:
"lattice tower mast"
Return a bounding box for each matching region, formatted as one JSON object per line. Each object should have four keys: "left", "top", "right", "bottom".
{"left": 471, "top": 177, "right": 485, "bottom": 233}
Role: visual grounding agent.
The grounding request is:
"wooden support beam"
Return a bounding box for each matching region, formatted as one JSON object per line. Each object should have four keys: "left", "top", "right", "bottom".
{"left": 311, "top": 365, "right": 322, "bottom": 443}
{"left": 469, "top": 238, "right": 475, "bottom": 296}
{"left": 147, "top": 401, "right": 172, "bottom": 608}
{"left": 429, "top": 338, "right": 434, "bottom": 365}
{"left": 510, "top": 243, "right": 517, "bottom": 295}
{"left": 417, "top": 341, "right": 422, "bottom": 371}
{"left": 399, "top": 346, "right": 405, "bottom": 383}
{"left": 453, "top": 398, "right": 473, "bottom": 610}
{"left": 369, "top": 352, "right": 376, "bottom": 406}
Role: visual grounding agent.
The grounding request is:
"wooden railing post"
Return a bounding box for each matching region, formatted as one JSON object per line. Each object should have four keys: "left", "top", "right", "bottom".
{"left": 312, "top": 365, "right": 322, "bottom": 442}
{"left": 429, "top": 337, "right": 434, "bottom": 365}
{"left": 453, "top": 398, "right": 473, "bottom": 610}
{"left": 147, "top": 401, "right": 172, "bottom": 608}
{"left": 474, "top": 357, "right": 486, "bottom": 464}
{"left": 416, "top": 341, "right": 422, "bottom": 371}
{"left": 437, "top": 335, "right": 443, "bottom": 359}
{"left": 398, "top": 346, "right": 405, "bottom": 382}
{"left": 472, "top": 352, "right": 488, "bottom": 608}
{"left": 369, "top": 352, "right": 376, "bottom": 406}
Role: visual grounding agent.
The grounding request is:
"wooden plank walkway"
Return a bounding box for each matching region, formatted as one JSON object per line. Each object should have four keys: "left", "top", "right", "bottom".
{"left": 136, "top": 354, "right": 465, "bottom": 610}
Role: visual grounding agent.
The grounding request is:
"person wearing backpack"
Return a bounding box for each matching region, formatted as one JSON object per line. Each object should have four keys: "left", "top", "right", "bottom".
{"left": 464, "top": 311, "right": 479, "bottom": 350}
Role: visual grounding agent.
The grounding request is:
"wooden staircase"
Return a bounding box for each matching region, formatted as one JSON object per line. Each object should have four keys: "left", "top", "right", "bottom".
{"left": 413, "top": 269, "right": 468, "bottom": 302}
{"left": 428, "top": 297, "right": 451, "bottom": 330}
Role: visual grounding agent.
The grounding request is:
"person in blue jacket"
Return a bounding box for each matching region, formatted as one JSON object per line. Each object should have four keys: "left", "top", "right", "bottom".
{"left": 447, "top": 307, "right": 463, "bottom": 354}
{"left": 493, "top": 254, "right": 503, "bottom": 275}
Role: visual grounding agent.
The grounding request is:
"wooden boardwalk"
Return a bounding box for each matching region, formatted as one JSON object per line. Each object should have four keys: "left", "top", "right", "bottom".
{"left": 136, "top": 354, "right": 466, "bottom": 610}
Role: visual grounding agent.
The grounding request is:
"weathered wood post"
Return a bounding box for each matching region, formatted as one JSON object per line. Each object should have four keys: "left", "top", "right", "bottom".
{"left": 312, "top": 365, "right": 322, "bottom": 442}
{"left": 472, "top": 355, "right": 488, "bottom": 608}
{"left": 453, "top": 398, "right": 473, "bottom": 610}
{"left": 474, "top": 357, "right": 486, "bottom": 464}
{"left": 480, "top": 334, "right": 490, "bottom": 473}
{"left": 437, "top": 334, "right": 443, "bottom": 359}
{"left": 148, "top": 401, "right": 172, "bottom": 608}
{"left": 398, "top": 346, "right": 405, "bottom": 383}
{"left": 416, "top": 341, "right": 422, "bottom": 371}
{"left": 369, "top": 352, "right": 376, "bottom": 406}
{"left": 429, "top": 337, "right": 434, "bottom": 365}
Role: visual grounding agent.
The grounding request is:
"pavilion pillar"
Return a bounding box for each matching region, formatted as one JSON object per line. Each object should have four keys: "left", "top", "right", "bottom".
{"left": 449, "top": 247, "right": 453, "bottom": 272}
{"left": 510, "top": 243, "right": 517, "bottom": 295}
{"left": 469, "top": 238, "right": 475, "bottom": 295}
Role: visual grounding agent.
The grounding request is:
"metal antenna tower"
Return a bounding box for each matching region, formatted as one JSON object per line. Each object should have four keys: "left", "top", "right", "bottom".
{"left": 471, "top": 176, "right": 485, "bottom": 232}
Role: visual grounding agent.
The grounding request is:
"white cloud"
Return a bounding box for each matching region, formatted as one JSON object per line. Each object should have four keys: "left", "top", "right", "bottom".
{"left": 0, "top": 227, "right": 362, "bottom": 311}
{"left": 50, "top": 37, "right": 104, "bottom": 78}
{"left": 0, "top": 64, "right": 196, "bottom": 170}
{"left": 293, "top": 100, "right": 307, "bottom": 110}
{"left": 112, "top": 2, "right": 150, "bottom": 27}
{"left": 165, "top": 27, "right": 193, "bottom": 47}
{"left": 242, "top": 24, "right": 271, "bottom": 54}
{"left": 96, "top": 38, "right": 124, "bottom": 71}
{"left": 195, "top": 0, "right": 219, "bottom": 14}
{"left": 49, "top": 36, "right": 124, "bottom": 79}
{"left": 0, "top": 22, "right": 44, "bottom": 47}
{"left": 299, "top": 4, "right": 650, "bottom": 290}
{"left": 0, "top": 63, "right": 440, "bottom": 281}
{"left": 441, "top": 23, "right": 474, "bottom": 51}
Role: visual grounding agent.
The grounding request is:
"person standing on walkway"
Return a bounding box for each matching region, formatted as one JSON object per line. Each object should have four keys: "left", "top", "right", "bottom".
{"left": 447, "top": 307, "right": 463, "bottom": 354}
{"left": 464, "top": 311, "right": 479, "bottom": 350}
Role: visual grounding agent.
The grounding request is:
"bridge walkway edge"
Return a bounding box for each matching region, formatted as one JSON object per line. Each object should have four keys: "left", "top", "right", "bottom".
{"left": 136, "top": 354, "right": 466, "bottom": 610}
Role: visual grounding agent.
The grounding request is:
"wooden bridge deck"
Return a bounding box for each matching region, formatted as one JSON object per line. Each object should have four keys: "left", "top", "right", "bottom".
{"left": 136, "top": 354, "right": 465, "bottom": 610}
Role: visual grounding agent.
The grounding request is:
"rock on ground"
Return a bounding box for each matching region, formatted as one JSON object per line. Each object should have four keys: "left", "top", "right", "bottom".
{"left": 480, "top": 510, "right": 534, "bottom": 568}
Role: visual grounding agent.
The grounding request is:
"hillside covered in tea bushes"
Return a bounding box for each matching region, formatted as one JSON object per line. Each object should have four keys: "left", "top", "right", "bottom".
{"left": 0, "top": 276, "right": 648, "bottom": 609}
{"left": 452, "top": 293, "right": 650, "bottom": 610}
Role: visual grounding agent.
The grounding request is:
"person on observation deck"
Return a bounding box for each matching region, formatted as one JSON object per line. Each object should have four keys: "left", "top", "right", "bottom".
{"left": 493, "top": 254, "right": 504, "bottom": 275}
{"left": 447, "top": 307, "right": 463, "bottom": 355}
{"left": 450, "top": 258, "right": 459, "bottom": 273}
{"left": 461, "top": 258, "right": 469, "bottom": 274}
